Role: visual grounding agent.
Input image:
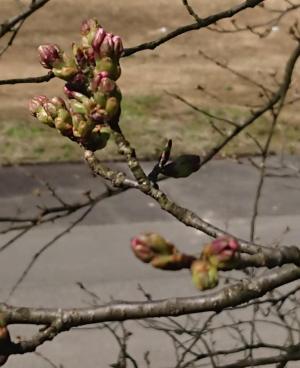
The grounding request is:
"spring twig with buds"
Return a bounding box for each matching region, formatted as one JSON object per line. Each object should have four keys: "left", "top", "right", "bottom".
{"left": 30, "top": 19, "right": 123, "bottom": 152}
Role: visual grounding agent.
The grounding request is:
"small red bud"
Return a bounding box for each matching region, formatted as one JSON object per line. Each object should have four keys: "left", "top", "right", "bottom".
{"left": 38, "top": 44, "right": 62, "bottom": 69}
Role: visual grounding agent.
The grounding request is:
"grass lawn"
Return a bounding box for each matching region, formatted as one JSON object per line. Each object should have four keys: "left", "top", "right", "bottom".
{"left": 0, "top": 94, "right": 299, "bottom": 165}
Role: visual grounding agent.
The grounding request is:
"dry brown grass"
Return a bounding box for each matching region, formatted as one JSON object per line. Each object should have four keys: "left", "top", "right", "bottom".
{"left": 0, "top": 0, "right": 299, "bottom": 163}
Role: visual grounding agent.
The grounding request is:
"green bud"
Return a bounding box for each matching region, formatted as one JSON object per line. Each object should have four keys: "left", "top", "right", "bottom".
{"left": 79, "top": 120, "right": 94, "bottom": 139}
{"left": 69, "top": 100, "right": 88, "bottom": 115}
{"left": 95, "top": 57, "right": 121, "bottom": 80}
{"left": 55, "top": 109, "right": 73, "bottom": 136}
{"left": 93, "top": 91, "right": 107, "bottom": 108}
{"left": 43, "top": 101, "right": 58, "bottom": 119}
{"left": 53, "top": 65, "right": 78, "bottom": 81}
{"left": 191, "top": 260, "right": 218, "bottom": 291}
{"left": 72, "top": 113, "right": 90, "bottom": 138}
{"left": 151, "top": 253, "right": 194, "bottom": 271}
{"left": 80, "top": 19, "right": 100, "bottom": 47}
{"left": 105, "top": 97, "right": 120, "bottom": 119}
{"left": 36, "top": 107, "right": 55, "bottom": 127}
{"left": 52, "top": 54, "right": 78, "bottom": 81}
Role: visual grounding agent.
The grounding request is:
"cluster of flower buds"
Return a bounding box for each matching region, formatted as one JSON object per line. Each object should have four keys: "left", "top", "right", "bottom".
{"left": 191, "top": 236, "right": 240, "bottom": 291}
{"left": 0, "top": 325, "right": 11, "bottom": 366}
{"left": 131, "top": 233, "right": 195, "bottom": 271}
{"left": 130, "top": 233, "right": 239, "bottom": 291}
{"left": 30, "top": 19, "right": 124, "bottom": 151}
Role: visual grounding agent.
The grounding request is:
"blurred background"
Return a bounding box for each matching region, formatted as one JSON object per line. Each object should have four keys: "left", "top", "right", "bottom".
{"left": 0, "top": 0, "right": 299, "bottom": 163}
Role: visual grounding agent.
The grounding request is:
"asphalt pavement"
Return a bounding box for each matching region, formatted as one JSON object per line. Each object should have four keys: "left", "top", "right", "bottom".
{"left": 1, "top": 157, "right": 300, "bottom": 367}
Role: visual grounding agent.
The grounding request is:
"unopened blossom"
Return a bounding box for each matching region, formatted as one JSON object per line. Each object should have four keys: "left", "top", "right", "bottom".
{"left": 202, "top": 236, "right": 240, "bottom": 267}
{"left": 131, "top": 233, "right": 174, "bottom": 263}
{"left": 38, "top": 44, "right": 62, "bottom": 69}
{"left": 191, "top": 260, "right": 218, "bottom": 291}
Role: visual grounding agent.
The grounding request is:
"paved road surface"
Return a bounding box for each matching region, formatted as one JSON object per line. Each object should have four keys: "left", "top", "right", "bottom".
{"left": 1, "top": 157, "right": 300, "bottom": 367}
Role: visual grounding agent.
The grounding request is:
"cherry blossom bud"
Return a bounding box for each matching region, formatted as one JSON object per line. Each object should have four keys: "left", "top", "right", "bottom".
{"left": 90, "top": 106, "right": 108, "bottom": 123}
{"left": 69, "top": 99, "right": 88, "bottom": 115}
{"left": 29, "top": 96, "right": 55, "bottom": 127}
{"left": 72, "top": 43, "right": 88, "bottom": 70}
{"left": 80, "top": 19, "right": 100, "bottom": 47}
{"left": 93, "top": 91, "right": 107, "bottom": 109}
{"left": 202, "top": 236, "right": 240, "bottom": 266}
{"left": 81, "top": 19, "right": 99, "bottom": 35}
{"left": 72, "top": 114, "right": 94, "bottom": 139}
{"left": 55, "top": 109, "right": 73, "bottom": 137}
{"left": 43, "top": 101, "right": 58, "bottom": 119}
{"left": 52, "top": 63, "right": 78, "bottom": 81}
{"left": 38, "top": 44, "right": 62, "bottom": 69}
{"left": 191, "top": 260, "right": 218, "bottom": 291}
{"left": 85, "top": 47, "right": 95, "bottom": 65}
{"left": 66, "top": 73, "right": 87, "bottom": 95}
{"left": 91, "top": 71, "right": 110, "bottom": 91}
{"left": 51, "top": 97, "right": 67, "bottom": 109}
{"left": 105, "top": 97, "right": 120, "bottom": 119}
{"left": 112, "top": 35, "right": 124, "bottom": 58}
{"left": 131, "top": 233, "right": 174, "bottom": 263}
{"left": 211, "top": 237, "right": 239, "bottom": 260}
{"left": 96, "top": 33, "right": 114, "bottom": 58}
{"left": 29, "top": 95, "right": 48, "bottom": 116}
{"left": 151, "top": 253, "right": 195, "bottom": 270}
{"left": 95, "top": 57, "right": 121, "bottom": 80}
{"left": 92, "top": 28, "right": 106, "bottom": 52}
{"left": 99, "top": 77, "right": 116, "bottom": 94}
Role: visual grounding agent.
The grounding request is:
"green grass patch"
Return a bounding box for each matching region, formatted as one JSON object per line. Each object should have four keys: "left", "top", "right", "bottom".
{"left": 1, "top": 94, "right": 300, "bottom": 164}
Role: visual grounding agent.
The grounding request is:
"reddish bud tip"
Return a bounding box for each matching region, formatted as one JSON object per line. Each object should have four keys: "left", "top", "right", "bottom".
{"left": 80, "top": 19, "right": 99, "bottom": 36}
{"left": 38, "top": 44, "right": 62, "bottom": 69}
{"left": 92, "top": 28, "right": 106, "bottom": 51}
{"left": 29, "top": 95, "right": 49, "bottom": 115}
{"left": 112, "top": 35, "right": 124, "bottom": 58}
{"left": 211, "top": 236, "right": 239, "bottom": 261}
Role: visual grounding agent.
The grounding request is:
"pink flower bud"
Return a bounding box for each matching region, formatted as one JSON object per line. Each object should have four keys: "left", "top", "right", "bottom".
{"left": 72, "top": 43, "right": 87, "bottom": 69}
{"left": 85, "top": 47, "right": 95, "bottom": 65}
{"left": 65, "top": 73, "right": 88, "bottom": 98}
{"left": 131, "top": 237, "right": 154, "bottom": 263}
{"left": 81, "top": 19, "right": 101, "bottom": 47}
{"left": 96, "top": 33, "right": 114, "bottom": 58}
{"left": 92, "top": 71, "right": 110, "bottom": 91}
{"left": 38, "top": 44, "right": 62, "bottom": 69}
{"left": 80, "top": 19, "right": 99, "bottom": 36}
{"left": 210, "top": 236, "right": 239, "bottom": 262}
{"left": 90, "top": 106, "right": 108, "bottom": 123}
{"left": 29, "top": 95, "right": 49, "bottom": 115}
{"left": 99, "top": 77, "right": 116, "bottom": 94}
{"left": 64, "top": 85, "right": 76, "bottom": 99}
{"left": 43, "top": 101, "right": 58, "bottom": 119}
{"left": 131, "top": 233, "right": 175, "bottom": 263}
{"left": 50, "top": 97, "right": 66, "bottom": 109}
{"left": 112, "top": 35, "right": 124, "bottom": 58}
{"left": 92, "top": 28, "right": 106, "bottom": 52}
